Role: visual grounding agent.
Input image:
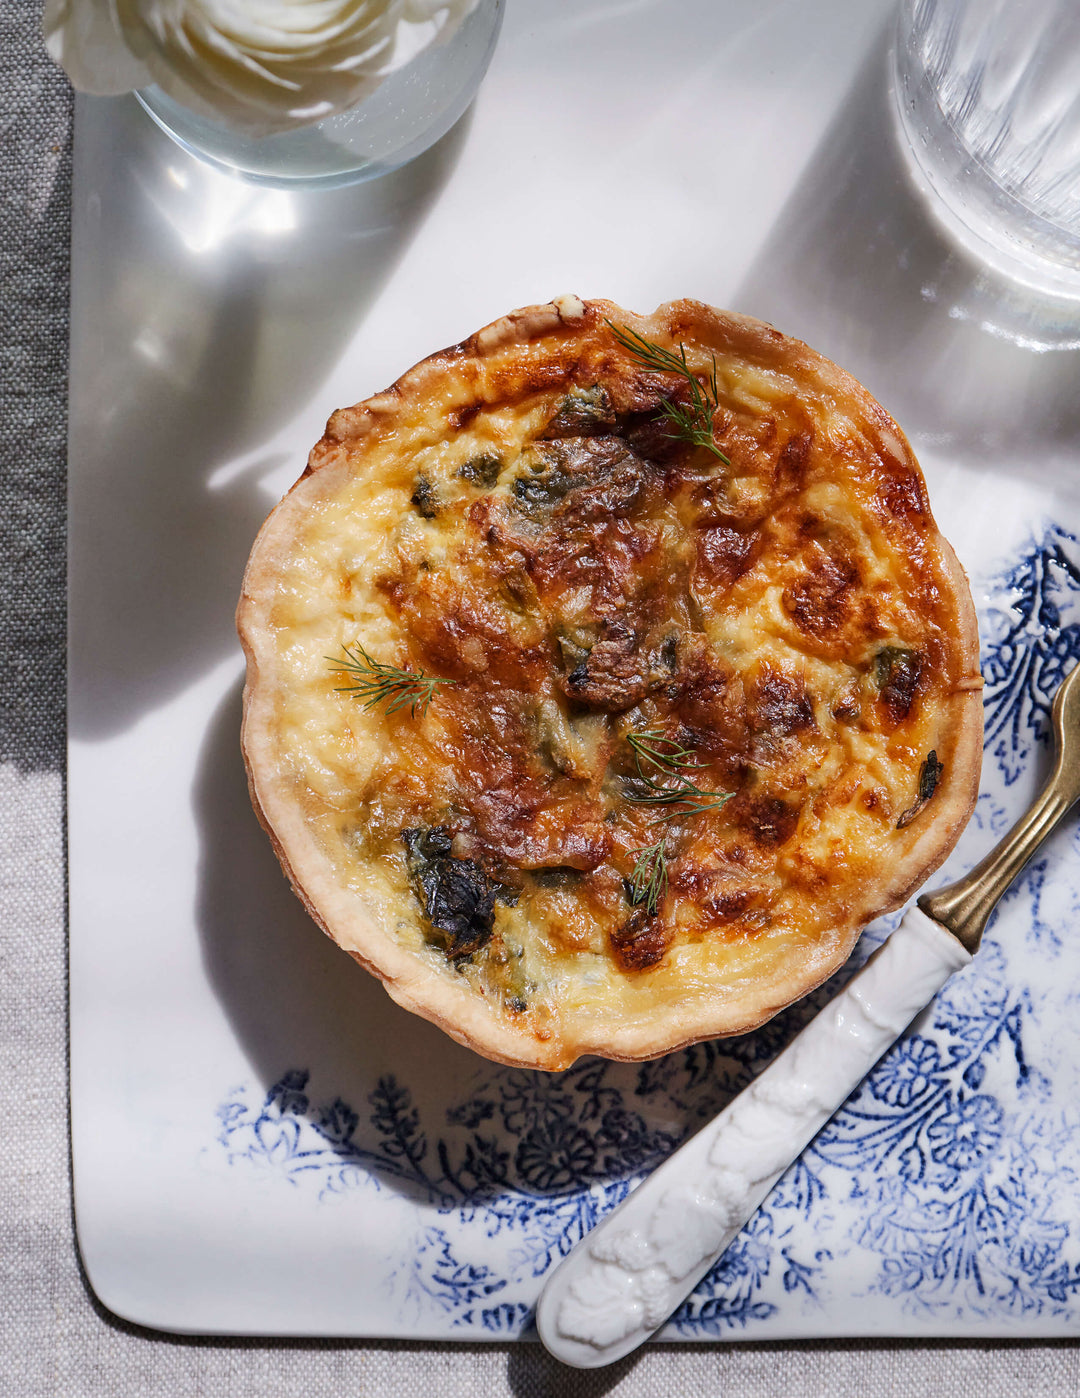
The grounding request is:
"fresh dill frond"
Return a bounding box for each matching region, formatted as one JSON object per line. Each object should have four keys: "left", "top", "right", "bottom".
{"left": 623, "top": 727, "right": 734, "bottom": 822}
{"left": 627, "top": 837, "right": 669, "bottom": 916}
{"left": 625, "top": 781, "right": 735, "bottom": 822}
{"left": 606, "top": 320, "right": 730, "bottom": 464}
{"left": 327, "top": 643, "right": 455, "bottom": 719}
{"left": 627, "top": 728, "right": 704, "bottom": 777}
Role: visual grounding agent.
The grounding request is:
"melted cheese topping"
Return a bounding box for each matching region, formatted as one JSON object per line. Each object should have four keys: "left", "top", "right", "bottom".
{"left": 242, "top": 301, "right": 981, "bottom": 1067}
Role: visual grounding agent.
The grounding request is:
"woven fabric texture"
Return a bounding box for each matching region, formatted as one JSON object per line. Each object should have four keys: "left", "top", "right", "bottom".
{"left": 2, "top": 1, "right": 1078, "bottom": 1393}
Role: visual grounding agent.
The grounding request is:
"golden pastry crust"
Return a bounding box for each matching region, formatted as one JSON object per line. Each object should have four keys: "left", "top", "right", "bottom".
{"left": 237, "top": 297, "right": 983, "bottom": 1071}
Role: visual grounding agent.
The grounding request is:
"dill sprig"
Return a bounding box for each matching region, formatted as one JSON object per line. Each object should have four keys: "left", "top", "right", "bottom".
{"left": 327, "top": 643, "right": 455, "bottom": 719}
{"left": 626, "top": 781, "right": 734, "bottom": 820}
{"left": 627, "top": 729, "right": 704, "bottom": 776}
{"left": 624, "top": 727, "right": 734, "bottom": 822}
{"left": 606, "top": 321, "right": 731, "bottom": 464}
{"left": 623, "top": 729, "right": 733, "bottom": 914}
{"left": 627, "top": 837, "right": 669, "bottom": 916}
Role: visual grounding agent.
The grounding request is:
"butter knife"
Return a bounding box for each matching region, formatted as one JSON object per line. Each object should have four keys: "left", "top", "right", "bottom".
{"left": 536, "top": 662, "right": 1080, "bottom": 1368}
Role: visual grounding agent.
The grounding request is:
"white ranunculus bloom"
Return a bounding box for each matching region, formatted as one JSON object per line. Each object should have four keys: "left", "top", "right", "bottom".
{"left": 44, "top": 0, "right": 480, "bottom": 133}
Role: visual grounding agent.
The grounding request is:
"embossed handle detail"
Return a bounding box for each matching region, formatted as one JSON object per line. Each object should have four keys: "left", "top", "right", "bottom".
{"left": 535, "top": 910, "right": 970, "bottom": 1369}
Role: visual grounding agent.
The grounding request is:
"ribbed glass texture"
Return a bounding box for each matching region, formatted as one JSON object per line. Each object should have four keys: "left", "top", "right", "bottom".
{"left": 895, "top": 0, "right": 1080, "bottom": 297}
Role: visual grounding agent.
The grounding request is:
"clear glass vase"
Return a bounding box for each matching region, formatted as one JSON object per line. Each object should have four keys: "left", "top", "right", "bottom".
{"left": 134, "top": 0, "right": 504, "bottom": 189}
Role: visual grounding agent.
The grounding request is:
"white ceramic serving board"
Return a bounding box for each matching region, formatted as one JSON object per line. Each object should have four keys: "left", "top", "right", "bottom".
{"left": 69, "top": 0, "right": 1080, "bottom": 1339}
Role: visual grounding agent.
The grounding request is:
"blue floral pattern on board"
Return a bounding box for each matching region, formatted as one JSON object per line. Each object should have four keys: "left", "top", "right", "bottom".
{"left": 218, "top": 1037, "right": 823, "bottom": 1329}
{"left": 791, "top": 946, "right": 1080, "bottom": 1321}
{"left": 217, "top": 524, "right": 1080, "bottom": 1336}
{"left": 982, "top": 525, "right": 1080, "bottom": 784}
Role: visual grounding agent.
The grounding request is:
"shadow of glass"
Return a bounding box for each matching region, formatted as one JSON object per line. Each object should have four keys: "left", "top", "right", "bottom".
{"left": 69, "top": 95, "right": 471, "bottom": 742}
{"left": 733, "top": 29, "right": 1080, "bottom": 477}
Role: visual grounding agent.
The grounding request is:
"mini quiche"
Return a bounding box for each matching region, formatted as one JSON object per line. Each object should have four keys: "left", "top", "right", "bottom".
{"left": 238, "top": 296, "right": 982, "bottom": 1071}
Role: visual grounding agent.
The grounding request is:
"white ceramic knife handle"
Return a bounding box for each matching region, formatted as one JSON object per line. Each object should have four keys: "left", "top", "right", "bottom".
{"left": 535, "top": 909, "right": 970, "bottom": 1368}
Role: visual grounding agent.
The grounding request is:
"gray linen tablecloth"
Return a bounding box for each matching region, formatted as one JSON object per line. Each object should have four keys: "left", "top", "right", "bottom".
{"left": 2, "top": 4, "right": 1077, "bottom": 1392}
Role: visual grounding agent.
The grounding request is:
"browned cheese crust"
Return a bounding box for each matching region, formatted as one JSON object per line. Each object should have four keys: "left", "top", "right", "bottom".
{"left": 237, "top": 297, "right": 983, "bottom": 1070}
